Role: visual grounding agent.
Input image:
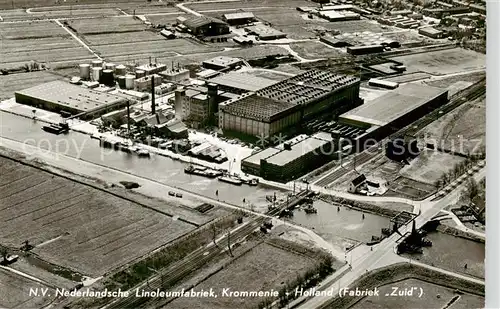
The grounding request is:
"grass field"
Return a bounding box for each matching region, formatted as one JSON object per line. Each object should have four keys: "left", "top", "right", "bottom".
{"left": 67, "top": 16, "right": 146, "bottom": 34}
{"left": 0, "top": 21, "right": 94, "bottom": 69}
{"left": 187, "top": 0, "right": 311, "bottom": 12}
{"left": 0, "top": 156, "right": 195, "bottom": 276}
{"left": 353, "top": 278, "right": 484, "bottom": 309}
{"left": 421, "top": 98, "right": 485, "bottom": 155}
{"left": 91, "top": 38, "right": 222, "bottom": 58}
{"left": 289, "top": 41, "right": 344, "bottom": 60}
{"left": 0, "top": 268, "right": 55, "bottom": 309}
{"left": 0, "top": 71, "right": 65, "bottom": 100}
{"left": 146, "top": 13, "right": 186, "bottom": 25}
{"left": 400, "top": 150, "right": 465, "bottom": 185}
{"left": 167, "top": 242, "right": 316, "bottom": 309}
{"left": 390, "top": 48, "right": 486, "bottom": 75}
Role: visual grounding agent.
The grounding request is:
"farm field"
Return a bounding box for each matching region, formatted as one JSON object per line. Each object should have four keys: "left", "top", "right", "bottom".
{"left": 0, "top": 156, "right": 195, "bottom": 277}
{"left": 186, "top": 0, "right": 311, "bottom": 12}
{"left": 83, "top": 30, "right": 164, "bottom": 45}
{"left": 390, "top": 48, "right": 486, "bottom": 75}
{"left": 0, "top": 268, "right": 56, "bottom": 309}
{"left": 353, "top": 278, "right": 484, "bottom": 309}
{"left": 146, "top": 13, "right": 186, "bottom": 25}
{"left": 0, "top": 8, "right": 31, "bottom": 21}
{"left": 289, "top": 41, "right": 345, "bottom": 60}
{"left": 0, "top": 0, "right": 161, "bottom": 9}
{"left": 0, "top": 21, "right": 94, "bottom": 69}
{"left": 24, "top": 6, "right": 120, "bottom": 19}
{"left": 90, "top": 38, "right": 222, "bottom": 59}
{"left": 0, "top": 71, "right": 65, "bottom": 100}
{"left": 318, "top": 19, "right": 395, "bottom": 34}
{"left": 420, "top": 97, "right": 486, "bottom": 155}
{"left": 166, "top": 241, "right": 318, "bottom": 309}
{"left": 121, "top": 5, "right": 180, "bottom": 15}
{"left": 0, "top": 20, "right": 68, "bottom": 38}
{"left": 66, "top": 16, "right": 146, "bottom": 34}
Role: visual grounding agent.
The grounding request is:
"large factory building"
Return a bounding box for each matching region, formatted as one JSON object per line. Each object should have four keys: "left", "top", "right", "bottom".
{"left": 338, "top": 83, "right": 448, "bottom": 146}
{"left": 15, "top": 81, "right": 129, "bottom": 120}
{"left": 218, "top": 70, "right": 361, "bottom": 137}
{"left": 242, "top": 132, "right": 335, "bottom": 182}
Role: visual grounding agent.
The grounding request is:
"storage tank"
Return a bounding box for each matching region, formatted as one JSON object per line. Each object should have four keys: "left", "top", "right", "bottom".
{"left": 92, "top": 67, "right": 102, "bottom": 82}
{"left": 125, "top": 74, "right": 135, "bottom": 89}
{"left": 92, "top": 59, "right": 103, "bottom": 68}
{"left": 104, "top": 62, "right": 115, "bottom": 71}
{"left": 115, "top": 64, "right": 127, "bottom": 76}
{"left": 79, "top": 63, "right": 91, "bottom": 80}
{"left": 135, "top": 70, "right": 145, "bottom": 78}
{"left": 117, "top": 75, "right": 126, "bottom": 89}
{"left": 101, "top": 69, "right": 114, "bottom": 87}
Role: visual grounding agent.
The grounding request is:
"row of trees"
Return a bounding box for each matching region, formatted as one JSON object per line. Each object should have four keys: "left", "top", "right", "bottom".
{"left": 434, "top": 155, "right": 484, "bottom": 190}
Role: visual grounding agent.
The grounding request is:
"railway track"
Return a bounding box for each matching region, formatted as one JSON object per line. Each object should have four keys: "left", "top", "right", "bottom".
{"left": 314, "top": 80, "right": 486, "bottom": 188}
{"left": 101, "top": 191, "right": 311, "bottom": 309}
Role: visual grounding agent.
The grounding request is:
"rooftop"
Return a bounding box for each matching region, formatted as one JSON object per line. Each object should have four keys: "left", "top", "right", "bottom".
{"left": 136, "top": 63, "right": 167, "bottom": 73}
{"left": 223, "top": 12, "right": 255, "bottom": 20}
{"left": 15, "top": 81, "right": 126, "bottom": 113}
{"left": 264, "top": 135, "right": 331, "bottom": 166}
{"left": 221, "top": 93, "right": 297, "bottom": 122}
{"left": 242, "top": 147, "right": 281, "bottom": 166}
{"left": 184, "top": 16, "right": 227, "bottom": 29}
{"left": 419, "top": 27, "right": 443, "bottom": 35}
{"left": 256, "top": 69, "right": 359, "bottom": 105}
{"left": 208, "top": 72, "right": 278, "bottom": 92}
{"left": 220, "top": 70, "right": 359, "bottom": 121}
{"left": 340, "top": 83, "right": 447, "bottom": 127}
{"left": 202, "top": 56, "right": 242, "bottom": 68}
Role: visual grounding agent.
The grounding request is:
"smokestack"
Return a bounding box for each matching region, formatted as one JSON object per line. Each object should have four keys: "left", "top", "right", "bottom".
{"left": 126, "top": 101, "right": 130, "bottom": 136}
{"left": 175, "top": 87, "right": 185, "bottom": 120}
{"left": 149, "top": 56, "right": 152, "bottom": 66}
{"left": 151, "top": 76, "right": 156, "bottom": 115}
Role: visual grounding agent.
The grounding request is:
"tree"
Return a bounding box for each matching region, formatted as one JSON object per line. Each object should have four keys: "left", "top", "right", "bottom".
{"left": 466, "top": 178, "right": 479, "bottom": 201}
{"left": 0, "top": 247, "right": 7, "bottom": 263}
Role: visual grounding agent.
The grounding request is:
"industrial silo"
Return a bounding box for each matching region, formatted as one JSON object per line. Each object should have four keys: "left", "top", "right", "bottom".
{"left": 135, "top": 70, "right": 145, "bottom": 78}
{"left": 101, "top": 69, "right": 114, "bottom": 87}
{"left": 125, "top": 74, "right": 135, "bottom": 89}
{"left": 79, "top": 63, "right": 91, "bottom": 80}
{"left": 92, "top": 59, "right": 103, "bottom": 68}
{"left": 117, "top": 75, "right": 126, "bottom": 89}
{"left": 115, "top": 64, "right": 127, "bottom": 76}
{"left": 92, "top": 67, "right": 102, "bottom": 82}
{"left": 104, "top": 62, "right": 116, "bottom": 71}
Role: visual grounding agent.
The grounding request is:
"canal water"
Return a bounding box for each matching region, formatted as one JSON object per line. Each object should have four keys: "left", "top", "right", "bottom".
{"left": 0, "top": 111, "right": 390, "bottom": 242}
{"left": 292, "top": 200, "right": 391, "bottom": 247}
{"left": 405, "top": 231, "right": 485, "bottom": 279}
{"left": 0, "top": 111, "right": 282, "bottom": 208}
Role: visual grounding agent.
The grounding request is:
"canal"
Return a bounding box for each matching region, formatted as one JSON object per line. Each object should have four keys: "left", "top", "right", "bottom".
{"left": 0, "top": 111, "right": 391, "bottom": 244}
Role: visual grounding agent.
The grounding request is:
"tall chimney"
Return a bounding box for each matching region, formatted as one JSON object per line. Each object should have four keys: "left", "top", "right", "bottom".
{"left": 149, "top": 56, "right": 152, "bottom": 66}
{"left": 126, "top": 101, "right": 130, "bottom": 136}
{"left": 151, "top": 76, "right": 156, "bottom": 115}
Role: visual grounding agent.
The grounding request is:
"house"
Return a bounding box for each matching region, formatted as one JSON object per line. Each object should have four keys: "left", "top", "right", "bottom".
{"left": 155, "top": 119, "right": 189, "bottom": 139}
{"left": 349, "top": 174, "right": 367, "bottom": 193}
{"left": 184, "top": 16, "right": 230, "bottom": 36}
